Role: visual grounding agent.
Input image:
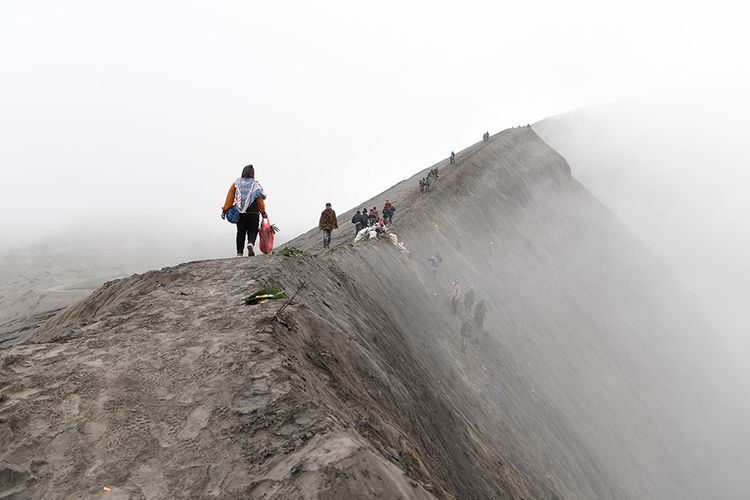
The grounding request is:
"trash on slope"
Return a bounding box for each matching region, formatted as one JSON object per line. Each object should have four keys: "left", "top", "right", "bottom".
{"left": 353, "top": 222, "right": 410, "bottom": 255}
{"left": 244, "top": 288, "right": 286, "bottom": 305}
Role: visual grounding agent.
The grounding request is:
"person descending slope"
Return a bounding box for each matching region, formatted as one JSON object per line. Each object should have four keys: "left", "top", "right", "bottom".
{"left": 319, "top": 203, "right": 338, "bottom": 249}
{"left": 222, "top": 164, "right": 267, "bottom": 257}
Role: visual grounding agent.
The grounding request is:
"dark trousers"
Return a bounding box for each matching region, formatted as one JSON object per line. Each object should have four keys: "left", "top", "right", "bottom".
{"left": 323, "top": 229, "right": 332, "bottom": 248}
{"left": 236, "top": 212, "right": 260, "bottom": 254}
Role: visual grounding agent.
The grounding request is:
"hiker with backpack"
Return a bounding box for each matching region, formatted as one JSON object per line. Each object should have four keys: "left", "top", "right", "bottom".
{"left": 221, "top": 164, "right": 267, "bottom": 257}
{"left": 319, "top": 203, "right": 338, "bottom": 249}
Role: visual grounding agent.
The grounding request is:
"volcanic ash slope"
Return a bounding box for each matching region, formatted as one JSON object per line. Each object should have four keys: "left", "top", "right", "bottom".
{"left": 0, "top": 128, "right": 717, "bottom": 499}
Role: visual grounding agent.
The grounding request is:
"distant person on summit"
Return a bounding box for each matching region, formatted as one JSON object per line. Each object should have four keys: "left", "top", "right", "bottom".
{"left": 450, "top": 151, "right": 455, "bottom": 164}
{"left": 222, "top": 164, "right": 267, "bottom": 257}
{"left": 319, "top": 203, "right": 338, "bottom": 249}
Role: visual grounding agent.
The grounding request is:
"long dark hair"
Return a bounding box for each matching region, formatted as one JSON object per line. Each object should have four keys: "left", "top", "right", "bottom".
{"left": 241, "top": 164, "right": 254, "bottom": 178}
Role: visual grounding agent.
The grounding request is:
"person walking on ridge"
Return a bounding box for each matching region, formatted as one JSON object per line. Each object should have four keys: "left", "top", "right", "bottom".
{"left": 450, "top": 151, "right": 455, "bottom": 164}
{"left": 319, "top": 203, "right": 338, "bottom": 249}
{"left": 222, "top": 164, "right": 267, "bottom": 257}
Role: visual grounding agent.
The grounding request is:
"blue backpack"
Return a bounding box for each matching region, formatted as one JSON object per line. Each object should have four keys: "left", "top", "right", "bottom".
{"left": 226, "top": 206, "right": 240, "bottom": 224}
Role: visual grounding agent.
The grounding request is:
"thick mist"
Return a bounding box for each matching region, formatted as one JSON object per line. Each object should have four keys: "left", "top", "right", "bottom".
{"left": 534, "top": 97, "right": 750, "bottom": 497}
{"left": 535, "top": 96, "right": 750, "bottom": 365}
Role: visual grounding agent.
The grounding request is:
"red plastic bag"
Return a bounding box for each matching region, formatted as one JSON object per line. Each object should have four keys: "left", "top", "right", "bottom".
{"left": 259, "top": 217, "right": 275, "bottom": 254}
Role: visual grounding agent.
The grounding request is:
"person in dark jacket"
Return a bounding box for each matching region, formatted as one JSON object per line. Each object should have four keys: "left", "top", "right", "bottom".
{"left": 222, "top": 164, "right": 267, "bottom": 257}
{"left": 319, "top": 203, "right": 338, "bottom": 249}
{"left": 464, "top": 287, "right": 476, "bottom": 313}
{"left": 427, "top": 252, "right": 442, "bottom": 279}
{"left": 351, "top": 211, "right": 367, "bottom": 235}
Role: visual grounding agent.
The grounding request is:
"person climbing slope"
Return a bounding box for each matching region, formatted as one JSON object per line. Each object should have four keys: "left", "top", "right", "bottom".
{"left": 222, "top": 164, "right": 267, "bottom": 257}
{"left": 383, "top": 200, "right": 395, "bottom": 224}
{"left": 460, "top": 317, "right": 473, "bottom": 353}
{"left": 448, "top": 279, "right": 461, "bottom": 315}
{"left": 464, "top": 286, "right": 476, "bottom": 313}
{"left": 351, "top": 210, "right": 367, "bottom": 236}
{"left": 427, "top": 252, "right": 443, "bottom": 279}
{"left": 474, "top": 299, "right": 487, "bottom": 331}
{"left": 474, "top": 299, "right": 488, "bottom": 345}
{"left": 319, "top": 202, "right": 338, "bottom": 249}
{"left": 368, "top": 207, "right": 378, "bottom": 226}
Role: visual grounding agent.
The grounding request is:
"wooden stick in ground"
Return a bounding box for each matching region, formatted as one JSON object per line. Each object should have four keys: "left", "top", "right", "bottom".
{"left": 273, "top": 282, "right": 307, "bottom": 322}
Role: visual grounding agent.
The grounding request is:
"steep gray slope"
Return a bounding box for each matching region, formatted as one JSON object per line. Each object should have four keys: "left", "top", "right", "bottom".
{"left": 0, "top": 127, "right": 719, "bottom": 498}
{"left": 291, "top": 127, "right": 719, "bottom": 499}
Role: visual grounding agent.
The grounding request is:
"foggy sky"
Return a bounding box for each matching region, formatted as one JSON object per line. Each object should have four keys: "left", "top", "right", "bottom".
{"left": 534, "top": 95, "right": 750, "bottom": 381}
{"left": 2, "top": 1, "right": 750, "bottom": 255}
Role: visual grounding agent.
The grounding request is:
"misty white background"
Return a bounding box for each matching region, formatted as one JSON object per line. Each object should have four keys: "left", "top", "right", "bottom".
{"left": 2, "top": 1, "right": 750, "bottom": 355}
{"left": 2, "top": 0, "right": 749, "bottom": 256}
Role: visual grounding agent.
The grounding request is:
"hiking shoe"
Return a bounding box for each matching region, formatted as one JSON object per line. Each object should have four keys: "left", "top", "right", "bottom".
{"left": 247, "top": 243, "right": 255, "bottom": 256}
{"left": 235, "top": 253, "right": 244, "bottom": 258}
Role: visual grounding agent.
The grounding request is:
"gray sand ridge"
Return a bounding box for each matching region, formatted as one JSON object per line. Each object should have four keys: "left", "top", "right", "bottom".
{"left": 0, "top": 128, "right": 722, "bottom": 499}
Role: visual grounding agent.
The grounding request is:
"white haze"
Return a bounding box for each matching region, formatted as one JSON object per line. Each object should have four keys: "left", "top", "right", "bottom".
{"left": 535, "top": 95, "right": 750, "bottom": 371}
{"left": 535, "top": 97, "right": 750, "bottom": 497}
{"left": 2, "top": 0, "right": 750, "bottom": 262}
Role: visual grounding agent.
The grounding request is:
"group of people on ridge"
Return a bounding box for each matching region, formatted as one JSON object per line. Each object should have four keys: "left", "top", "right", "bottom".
{"left": 350, "top": 201, "right": 396, "bottom": 236}
{"left": 419, "top": 167, "right": 439, "bottom": 193}
{"left": 448, "top": 279, "right": 488, "bottom": 353}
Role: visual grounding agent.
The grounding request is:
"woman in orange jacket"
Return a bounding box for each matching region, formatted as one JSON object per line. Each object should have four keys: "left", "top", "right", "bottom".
{"left": 222, "top": 164, "right": 267, "bottom": 257}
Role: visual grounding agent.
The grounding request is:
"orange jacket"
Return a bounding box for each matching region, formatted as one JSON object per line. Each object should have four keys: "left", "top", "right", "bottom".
{"left": 223, "top": 183, "right": 266, "bottom": 214}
